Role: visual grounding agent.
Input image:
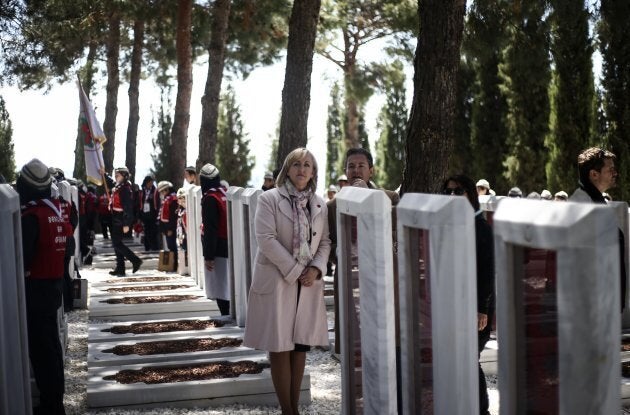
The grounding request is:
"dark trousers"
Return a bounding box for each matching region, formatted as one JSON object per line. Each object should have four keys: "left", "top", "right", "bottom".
{"left": 164, "top": 232, "right": 178, "bottom": 268}
{"left": 79, "top": 217, "right": 89, "bottom": 258}
{"left": 142, "top": 218, "right": 159, "bottom": 251}
{"left": 112, "top": 223, "right": 140, "bottom": 270}
{"left": 25, "top": 279, "right": 66, "bottom": 415}
{"left": 100, "top": 216, "right": 112, "bottom": 239}
{"left": 478, "top": 311, "right": 494, "bottom": 415}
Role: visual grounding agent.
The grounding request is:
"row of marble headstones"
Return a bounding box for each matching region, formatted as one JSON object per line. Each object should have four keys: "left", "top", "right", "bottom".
{"left": 0, "top": 182, "right": 84, "bottom": 414}
{"left": 335, "top": 187, "right": 623, "bottom": 415}
{"left": 184, "top": 185, "right": 262, "bottom": 327}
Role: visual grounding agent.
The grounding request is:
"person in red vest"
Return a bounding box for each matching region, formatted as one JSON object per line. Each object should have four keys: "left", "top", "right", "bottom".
{"left": 158, "top": 181, "right": 179, "bottom": 258}
{"left": 17, "top": 158, "right": 73, "bottom": 415}
{"left": 199, "top": 164, "right": 230, "bottom": 315}
{"left": 108, "top": 167, "right": 142, "bottom": 276}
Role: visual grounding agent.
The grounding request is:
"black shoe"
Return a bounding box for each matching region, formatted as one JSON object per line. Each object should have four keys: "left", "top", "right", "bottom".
{"left": 109, "top": 268, "right": 125, "bottom": 276}
{"left": 132, "top": 259, "right": 143, "bottom": 274}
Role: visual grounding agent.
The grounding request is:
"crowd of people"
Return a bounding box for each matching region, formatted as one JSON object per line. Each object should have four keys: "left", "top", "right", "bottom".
{"left": 7, "top": 144, "right": 624, "bottom": 415}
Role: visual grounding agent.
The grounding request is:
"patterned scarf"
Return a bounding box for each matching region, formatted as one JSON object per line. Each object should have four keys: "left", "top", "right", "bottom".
{"left": 284, "top": 181, "right": 313, "bottom": 266}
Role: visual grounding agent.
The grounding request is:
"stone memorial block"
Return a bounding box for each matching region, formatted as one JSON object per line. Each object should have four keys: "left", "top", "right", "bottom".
{"left": 336, "top": 187, "right": 397, "bottom": 415}
{"left": 239, "top": 188, "right": 262, "bottom": 320}
{"left": 0, "top": 185, "right": 33, "bottom": 415}
{"left": 226, "top": 186, "right": 244, "bottom": 321}
{"left": 396, "top": 193, "right": 478, "bottom": 414}
{"left": 71, "top": 184, "right": 81, "bottom": 263}
{"left": 608, "top": 201, "right": 630, "bottom": 329}
{"left": 493, "top": 199, "right": 620, "bottom": 415}
{"left": 186, "top": 186, "right": 203, "bottom": 287}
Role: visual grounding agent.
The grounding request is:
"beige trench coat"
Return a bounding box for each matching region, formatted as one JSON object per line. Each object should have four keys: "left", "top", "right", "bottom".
{"left": 243, "top": 186, "right": 331, "bottom": 352}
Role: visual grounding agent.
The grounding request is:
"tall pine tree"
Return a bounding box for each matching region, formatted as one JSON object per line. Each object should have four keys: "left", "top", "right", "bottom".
{"left": 216, "top": 86, "right": 255, "bottom": 186}
{"left": 464, "top": 0, "right": 509, "bottom": 193}
{"left": 0, "top": 96, "right": 16, "bottom": 182}
{"left": 500, "top": 2, "right": 551, "bottom": 194}
{"left": 545, "top": 0, "right": 595, "bottom": 194}
{"left": 599, "top": 0, "right": 630, "bottom": 200}
{"left": 375, "top": 61, "right": 407, "bottom": 190}
{"left": 325, "top": 82, "right": 343, "bottom": 186}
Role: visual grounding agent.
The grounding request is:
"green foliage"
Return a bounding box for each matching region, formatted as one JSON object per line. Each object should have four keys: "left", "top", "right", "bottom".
{"left": 325, "top": 82, "right": 344, "bottom": 185}
{"left": 150, "top": 85, "right": 173, "bottom": 180}
{"left": 375, "top": 61, "right": 407, "bottom": 190}
{"left": 463, "top": 0, "right": 509, "bottom": 194}
{"left": 357, "top": 109, "right": 370, "bottom": 152}
{"left": 500, "top": 2, "right": 551, "bottom": 194}
{"left": 599, "top": 0, "right": 630, "bottom": 201}
{"left": 0, "top": 96, "right": 16, "bottom": 182}
{"left": 216, "top": 85, "right": 255, "bottom": 186}
{"left": 266, "top": 136, "right": 279, "bottom": 174}
{"left": 450, "top": 56, "right": 475, "bottom": 180}
{"left": 545, "top": 0, "right": 595, "bottom": 194}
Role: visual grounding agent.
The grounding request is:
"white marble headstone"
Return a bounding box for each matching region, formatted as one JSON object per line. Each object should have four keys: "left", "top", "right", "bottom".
{"left": 608, "top": 201, "right": 630, "bottom": 329}
{"left": 396, "top": 193, "right": 478, "bottom": 414}
{"left": 0, "top": 185, "right": 33, "bottom": 414}
{"left": 186, "top": 186, "right": 202, "bottom": 286}
{"left": 493, "top": 199, "right": 620, "bottom": 415}
{"left": 226, "top": 186, "right": 244, "bottom": 323}
{"left": 239, "top": 188, "right": 263, "bottom": 321}
{"left": 70, "top": 185, "right": 81, "bottom": 264}
{"left": 335, "top": 187, "right": 397, "bottom": 415}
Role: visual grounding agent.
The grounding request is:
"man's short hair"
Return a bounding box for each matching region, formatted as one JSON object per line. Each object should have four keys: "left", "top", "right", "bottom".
{"left": 185, "top": 166, "right": 197, "bottom": 174}
{"left": 345, "top": 147, "right": 373, "bottom": 168}
{"left": 578, "top": 147, "right": 615, "bottom": 182}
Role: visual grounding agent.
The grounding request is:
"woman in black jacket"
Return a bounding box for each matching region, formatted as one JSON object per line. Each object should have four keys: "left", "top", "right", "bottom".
{"left": 442, "top": 174, "right": 495, "bottom": 415}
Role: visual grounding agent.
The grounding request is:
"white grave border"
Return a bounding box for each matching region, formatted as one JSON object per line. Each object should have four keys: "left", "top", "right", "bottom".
{"left": 226, "top": 186, "right": 244, "bottom": 323}
{"left": 239, "top": 188, "right": 263, "bottom": 325}
{"left": 396, "top": 193, "right": 479, "bottom": 414}
{"left": 335, "top": 187, "right": 397, "bottom": 415}
{"left": 493, "top": 198, "right": 621, "bottom": 414}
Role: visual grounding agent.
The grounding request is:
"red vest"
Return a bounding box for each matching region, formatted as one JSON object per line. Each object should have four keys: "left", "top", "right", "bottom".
{"left": 97, "top": 194, "right": 110, "bottom": 215}
{"left": 79, "top": 192, "right": 87, "bottom": 215}
{"left": 22, "top": 199, "right": 73, "bottom": 279}
{"left": 111, "top": 182, "right": 131, "bottom": 213}
{"left": 202, "top": 189, "right": 228, "bottom": 239}
{"left": 160, "top": 193, "right": 178, "bottom": 224}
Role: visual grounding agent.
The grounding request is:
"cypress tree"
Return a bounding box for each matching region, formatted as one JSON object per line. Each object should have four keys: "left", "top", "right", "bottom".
{"left": 150, "top": 86, "right": 173, "bottom": 181}
{"left": 464, "top": 0, "right": 509, "bottom": 194}
{"left": 451, "top": 56, "right": 475, "bottom": 179}
{"left": 599, "top": 0, "right": 630, "bottom": 200}
{"left": 545, "top": 0, "right": 595, "bottom": 194}
{"left": 216, "top": 86, "right": 255, "bottom": 186}
{"left": 500, "top": 2, "right": 551, "bottom": 194}
{"left": 325, "top": 82, "right": 344, "bottom": 186}
{"left": 375, "top": 61, "right": 407, "bottom": 190}
{"left": 0, "top": 96, "right": 16, "bottom": 182}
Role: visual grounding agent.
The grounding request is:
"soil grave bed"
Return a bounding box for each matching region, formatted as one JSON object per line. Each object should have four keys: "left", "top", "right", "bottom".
{"left": 103, "top": 360, "right": 268, "bottom": 384}
{"left": 103, "top": 319, "right": 225, "bottom": 334}
{"left": 105, "top": 276, "right": 182, "bottom": 284}
{"left": 87, "top": 354, "right": 311, "bottom": 409}
{"left": 102, "top": 337, "right": 243, "bottom": 355}
{"left": 104, "top": 285, "right": 192, "bottom": 293}
{"left": 100, "top": 295, "right": 202, "bottom": 304}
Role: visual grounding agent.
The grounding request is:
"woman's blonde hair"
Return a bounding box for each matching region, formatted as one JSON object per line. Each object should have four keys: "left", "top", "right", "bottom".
{"left": 276, "top": 148, "right": 318, "bottom": 192}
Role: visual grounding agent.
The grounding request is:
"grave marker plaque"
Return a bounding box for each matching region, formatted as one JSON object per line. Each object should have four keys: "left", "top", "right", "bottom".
{"left": 0, "top": 184, "right": 32, "bottom": 414}
{"left": 494, "top": 199, "right": 620, "bottom": 415}
{"left": 226, "top": 187, "right": 244, "bottom": 323}
{"left": 396, "top": 194, "right": 478, "bottom": 414}
{"left": 336, "top": 187, "right": 396, "bottom": 414}
{"left": 186, "top": 186, "right": 203, "bottom": 286}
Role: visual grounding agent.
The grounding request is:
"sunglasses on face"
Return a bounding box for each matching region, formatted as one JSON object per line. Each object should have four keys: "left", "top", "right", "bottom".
{"left": 443, "top": 187, "right": 465, "bottom": 196}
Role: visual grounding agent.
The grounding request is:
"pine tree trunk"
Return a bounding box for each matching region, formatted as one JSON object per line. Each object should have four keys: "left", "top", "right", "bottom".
{"left": 401, "top": 0, "right": 466, "bottom": 194}
{"left": 276, "top": 0, "right": 322, "bottom": 169}
{"left": 73, "top": 42, "right": 98, "bottom": 181}
{"left": 125, "top": 19, "right": 145, "bottom": 182}
{"left": 102, "top": 11, "right": 120, "bottom": 174}
{"left": 168, "top": 0, "right": 193, "bottom": 185}
{"left": 197, "top": 0, "right": 231, "bottom": 170}
{"left": 343, "top": 37, "right": 360, "bottom": 150}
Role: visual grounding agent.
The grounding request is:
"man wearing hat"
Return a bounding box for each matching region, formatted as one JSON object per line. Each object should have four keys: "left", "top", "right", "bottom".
{"left": 17, "top": 159, "right": 73, "bottom": 414}
{"left": 337, "top": 174, "right": 348, "bottom": 189}
{"left": 476, "top": 179, "right": 491, "bottom": 196}
{"left": 326, "top": 184, "right": 337, "bottom": 201}
{"left": 508, "top": 187, "right": 523, "bottom": 198}
{"left": 554, "top": 191, "right": 568, "bottom": 201}
{"left": 199, "top": 163, "right": 231, "bottom": 315}
{"left": 262, "top": 171, "right": 275, "bottom": 191}
{"left": 184, "top": 166, "right": 197, "bottom": 188}
{"left": 109, "top": 167, "right": 142, "bottom": 276}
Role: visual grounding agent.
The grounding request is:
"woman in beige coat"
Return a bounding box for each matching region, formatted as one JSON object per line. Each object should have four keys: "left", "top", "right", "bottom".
{"left": 243, "top": 148, "right": 330, "bottom": 415}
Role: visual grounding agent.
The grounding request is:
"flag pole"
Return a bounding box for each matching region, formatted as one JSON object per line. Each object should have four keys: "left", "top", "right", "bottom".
{"left": 77, "top": 74, "right": 110, "bottom": 199}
